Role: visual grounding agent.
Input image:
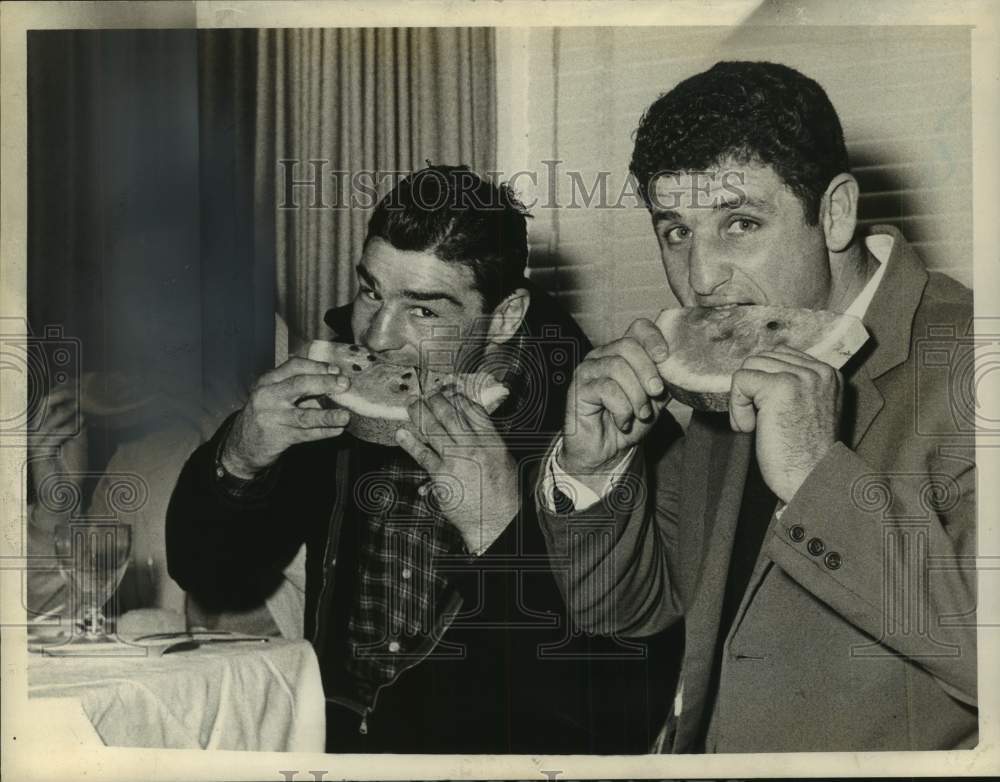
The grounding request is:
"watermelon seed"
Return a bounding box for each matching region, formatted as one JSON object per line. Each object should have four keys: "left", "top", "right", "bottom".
{"left": 399, "top": 384, "right": 410, "bottom": 391}
{"left": 349, "top": 344, "right": 360, "bottom": 352}
{"left": 766, "top": 320, "right": 782, "bottom": 330}
{"left": 367, "top": 354, "right": 376, "bottom": 361}
{"left": 351, "top": 363, "right": 362, "bottom": 372}
{"left": 401, "top": 371, "right": 413, "bottom": 379}
{"left": 710, "top": 330, "right": 733, "bottom": 342}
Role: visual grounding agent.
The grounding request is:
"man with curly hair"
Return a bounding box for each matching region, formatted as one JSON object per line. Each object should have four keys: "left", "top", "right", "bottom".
{"left": 167, "top": 165, "right": 671, "bottom": 753}
{"left": 538, "top": 62, "right": 977, "bottom": 752}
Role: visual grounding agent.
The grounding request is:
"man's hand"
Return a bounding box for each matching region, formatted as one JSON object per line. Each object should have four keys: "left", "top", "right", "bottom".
{"left": 730, "top": 345, "right": 843, "bottom": 503}
{"left": 395, "top": 391, "right": 518, "bottom": 554}
{"left": 222, "top": 357, "right": 353, "bottom": 477}
{"left": 560, "top": 318, "right": 672, "bottom": 487}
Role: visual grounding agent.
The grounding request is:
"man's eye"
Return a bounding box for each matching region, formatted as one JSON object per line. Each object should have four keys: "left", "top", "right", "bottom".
{"left": 411, "top": 306, "right": 438, "bottom": 319}
{"left": 664, "top": 226, "right": 690, "bottom": 245}
{"left": 727, "top": 218, "right": 759, "bottom": 235}
{"left": 359, "top": 287, "right": 380, "bottom": 302}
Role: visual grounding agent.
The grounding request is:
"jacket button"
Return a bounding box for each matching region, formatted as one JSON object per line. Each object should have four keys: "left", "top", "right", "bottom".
{"left": 824, "top": 551, "right": 843, "bottom": 570}
{"left": 807, "top": 537, "right": 825, "bottom": 556}
{"left": 789, "top": 525, "right": 805, "bottom": 542}
{"left": 388, "top": 641, "right": 401, "bottom": 653}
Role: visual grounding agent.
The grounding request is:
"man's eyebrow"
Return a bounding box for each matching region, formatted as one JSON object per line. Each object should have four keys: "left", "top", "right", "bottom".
{"left": 715, "top": 194, "right": 776, "bottom": 213}
{"left": 400, "top": 288, "right": 463, "bottom": 308}
{"left": 652, "top": 209, "right": 682, "bottom": 225}
{"left": 356, "top": 263, "right": 464, "bottom": 308}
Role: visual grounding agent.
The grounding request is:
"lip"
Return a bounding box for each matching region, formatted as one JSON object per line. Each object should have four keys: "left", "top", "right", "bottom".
{"left": 697, "top": 299, "right": 755, "bottom": 308}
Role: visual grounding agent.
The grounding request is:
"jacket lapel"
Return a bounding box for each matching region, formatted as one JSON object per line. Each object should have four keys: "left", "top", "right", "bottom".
{"left": 672, "top": 416, "right": 753, "bottom": 751}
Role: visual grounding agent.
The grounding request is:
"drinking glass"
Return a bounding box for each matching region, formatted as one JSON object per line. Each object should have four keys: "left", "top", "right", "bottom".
{"left": 53, "top": 522, "right": 132, "bottom": 644}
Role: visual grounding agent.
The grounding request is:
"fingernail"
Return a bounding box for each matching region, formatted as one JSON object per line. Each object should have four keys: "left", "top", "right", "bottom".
{"left": 327, "top": 364, "right": 340, "bottom": 374}
{"left": 653, "top": 347, "right": 669, "bottom": 362}
{"left": 335, "top": 376, "right": 349, "bottom": 389}
{"left": 649, "top": 378, "right": 664, "bottom": 395}
{"left": 621, "top": 418, "right": 633, "bottom": 433}
{"left": 639, "top": 404, "right": 652, "bottom": 420}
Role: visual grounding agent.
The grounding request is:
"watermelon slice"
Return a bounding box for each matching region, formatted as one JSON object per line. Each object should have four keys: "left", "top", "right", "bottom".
{"left": 654, "top": 305, "right": 869, "bottom": 412}
{"left": 299, "top": 340, "right": 509, "bottom": 445}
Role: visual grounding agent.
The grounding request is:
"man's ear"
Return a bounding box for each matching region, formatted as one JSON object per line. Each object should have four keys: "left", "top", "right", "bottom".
{"left": 820, "top": 172, "right": 859, "bottom": 253}
{"left": 485, "top": 288, "right": 530, "bottom": 345}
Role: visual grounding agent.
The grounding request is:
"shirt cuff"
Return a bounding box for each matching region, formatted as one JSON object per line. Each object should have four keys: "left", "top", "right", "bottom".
{"left": 541, "top": 437, "right": 637, "bottom": 513}
{"left": 212, "top": 415, "right": 280, "bottom": 502}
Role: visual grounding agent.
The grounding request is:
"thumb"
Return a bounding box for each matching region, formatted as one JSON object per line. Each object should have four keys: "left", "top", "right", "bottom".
{"left": 729, "top": 368, "right": 763, "bottom": 433}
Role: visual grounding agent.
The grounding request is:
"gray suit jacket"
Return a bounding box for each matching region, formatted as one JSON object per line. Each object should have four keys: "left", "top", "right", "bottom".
{"left": 537, "top": 227, "right": 977, "bottom": 752}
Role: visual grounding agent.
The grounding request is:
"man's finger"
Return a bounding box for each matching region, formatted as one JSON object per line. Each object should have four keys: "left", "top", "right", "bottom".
{"left": 282, "top": 407, "right": 351, "bottom": 430}
{"left": 295, "top": 426, "right": 347, "bottom": 442}
{"left": 741, "top": 354, "right": 817, "bottom": 384}
{"left": 396, "top": 428, "right": 444, "bottom": 473}
{"left": 259, "top": 357, "right": 341, "bottom": 387}
{"left": 729, "top": 368, "right": 774, "bottom": 432}
{"left": 425, "top": 392, "right": 470, "bottom": 438}
{"left": 581, "top": 356, "right": 656, "bottom": 423}
{"left": 274, "top": 372, "right": 351, "bottom": 403}
{"left": 756, "top": 349, "right": 839, "bottom": 381}
{"left": 451, "top": 393, "right": 495, "bottom": 433}
{"left": 590, "top": 376, "right": 640, "bottom": 433}
{"left": 626, "top": 317, "right": 670, "bottom": 364}
{"left": 409, "top": 398, "right": 451, "bottom": 441}
{"left": 589, "top": 337, "right": 665, "bottom": 398}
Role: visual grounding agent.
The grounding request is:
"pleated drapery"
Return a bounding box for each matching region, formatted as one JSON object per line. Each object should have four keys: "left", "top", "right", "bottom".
{"left": 256, "top": 28, "right": 497, "bottom": 340}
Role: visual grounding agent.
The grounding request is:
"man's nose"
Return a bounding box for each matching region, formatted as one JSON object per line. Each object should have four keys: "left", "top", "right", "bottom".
{"left": 688, "top": 241, "right": 731, "bottom": 296}
{"left": 359, "top": 304, "right": 404, "bottom": 353}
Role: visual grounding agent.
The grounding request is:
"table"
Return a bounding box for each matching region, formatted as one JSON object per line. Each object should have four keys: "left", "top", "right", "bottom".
{"left": 28, "top": 638, "right": 326, "bottom": 751}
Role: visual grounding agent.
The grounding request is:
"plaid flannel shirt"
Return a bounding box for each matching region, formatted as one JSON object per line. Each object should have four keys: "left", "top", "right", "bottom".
{"left": 213, "top": 331, "right": 532, "bottom": 700}
{"left": 345, "top": 331, "right": 531, "bottom": 693}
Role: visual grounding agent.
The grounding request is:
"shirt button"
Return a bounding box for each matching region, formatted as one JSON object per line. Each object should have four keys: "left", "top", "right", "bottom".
{"left": 388, "top": 641, "right": 401, "bottom": 653}
{"left": 401, "top": 568, "right": 412, "bottom": 580}
{"left": 824, "top": 551, "right": 843, "bottom": 570}
{"left": 215, "top": 465, "right": 225, "bottom": 479}
{"left": 789, "top": 525, "right": 806, "bottom": 542}
{"left": 807, "top": 537, "right": 826, "bottom": 556}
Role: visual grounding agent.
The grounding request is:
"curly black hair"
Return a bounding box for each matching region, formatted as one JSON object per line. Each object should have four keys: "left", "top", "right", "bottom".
{"left": 366, "top": 164, "right": 531, "bottom": 310}
{"left": 629, "top": 61, "right": 849, "bottom": 224}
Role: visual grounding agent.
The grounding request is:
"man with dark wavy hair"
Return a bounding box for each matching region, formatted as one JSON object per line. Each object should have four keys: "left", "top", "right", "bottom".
{"left": 168, "top": 165, "right": 670, "bottom": 753}
{"left": 538, "top": 62, "right": 977, "bottom": 752}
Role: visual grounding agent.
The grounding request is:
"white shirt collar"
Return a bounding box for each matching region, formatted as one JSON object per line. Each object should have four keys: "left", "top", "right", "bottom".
{"left": 843, "top": 233, "right": 893, "bottom": 319}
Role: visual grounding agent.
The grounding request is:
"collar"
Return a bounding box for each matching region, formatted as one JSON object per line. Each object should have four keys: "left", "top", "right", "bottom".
{"left": 851, "top": 225, "right": 929, "bottom": 380}
{"left": 843, "top": 234, "right": 893, "bottom": 319}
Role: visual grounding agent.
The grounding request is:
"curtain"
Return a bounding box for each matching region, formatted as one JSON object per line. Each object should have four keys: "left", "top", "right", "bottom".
{"left": 197, "top": 30, "right": 277, "bottom": 415}
{"left": 26, "top": 30, "right": 275, "bottom": 613}
{"left": 256, "top": 28, "right": 497, "bottom": 341}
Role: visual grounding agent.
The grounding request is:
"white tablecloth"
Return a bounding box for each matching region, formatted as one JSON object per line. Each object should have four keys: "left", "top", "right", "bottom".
{"left": 28, "top": 639, "right": 325, "bottom": 752}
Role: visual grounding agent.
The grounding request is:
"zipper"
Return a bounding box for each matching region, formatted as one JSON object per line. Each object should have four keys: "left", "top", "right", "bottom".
{"left": 359, "top": 709, "right": 369, "bottom": 735}
{"left": 312, "top": 448, "right": 352, "bottom": 648}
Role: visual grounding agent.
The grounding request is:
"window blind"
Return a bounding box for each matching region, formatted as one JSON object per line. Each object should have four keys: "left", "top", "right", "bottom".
{"left": 513, "top": 26, "right": 972, "bottom": 346}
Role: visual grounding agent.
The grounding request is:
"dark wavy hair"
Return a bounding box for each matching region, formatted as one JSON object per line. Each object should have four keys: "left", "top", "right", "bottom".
{"left": 629, "top": 61, "right": 849, "bottom": 224}
{"left": 365, "top": 165, "right": 530, "bottom": 311}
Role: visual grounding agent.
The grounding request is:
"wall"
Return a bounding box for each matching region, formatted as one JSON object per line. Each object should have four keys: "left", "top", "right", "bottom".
{"left": 498, "top": 26, "right": 972, "bottom": 346}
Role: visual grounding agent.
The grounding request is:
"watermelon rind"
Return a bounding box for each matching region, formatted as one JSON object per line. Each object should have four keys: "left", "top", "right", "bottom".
{"left": 654, "top": 305, "right": 868, "bottom": 412}
{"left": 301, "top": 340, "right": 509, "bottom": 445}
